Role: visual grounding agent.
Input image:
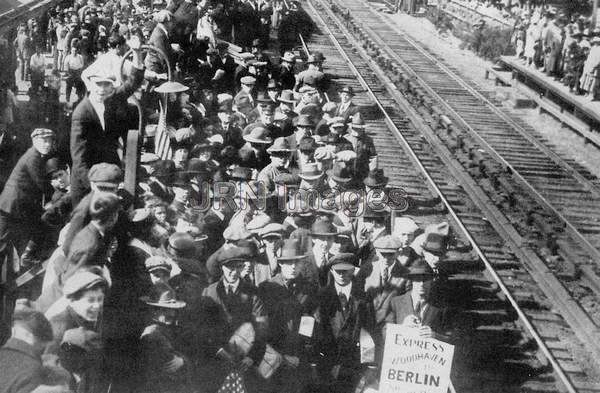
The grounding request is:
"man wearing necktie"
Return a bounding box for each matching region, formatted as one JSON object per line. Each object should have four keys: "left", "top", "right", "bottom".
{"left": 200, "top": 245, "right": 268, "bottom": 393}
{"left": 258, "top": 239, "right": 319, "bottom": 393}
{"left": 314, "top": 253, "right": 375, "bottom": 393}
{"left": 385, "top": 257, "right": 448, "bottom": 340}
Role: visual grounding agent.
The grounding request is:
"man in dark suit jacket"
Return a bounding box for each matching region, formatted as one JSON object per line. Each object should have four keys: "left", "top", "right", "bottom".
{"left": 199, "top": 246, "right": 268, "bottom": 393}
{"left": 258, "top": 239, "right": 319, "bottom": 393}
{"left": 0, "top": 128, "right": 54, "bottom": 270}
{"left": 335, "top": 86, "right": 360, "bottom": 124}
{"left": 314, "top": 253, "right": 375, "bottom": 393}
{"left": 356, "top": 235, "right": 410, "bottom": 330}
{"left": 144, "top": 10, "right": 176, "bottom": 75}
{"left": 70, "top": 39, "right": 144, "bottom": 205}
{"left": 0, "top": 308, "right": 56, "bottom": 393}
{"left": 60, "top": 192, "right": 121, "bottom": 282}
{"left": 385, "top": 258, "right": 448, "bottom": 340}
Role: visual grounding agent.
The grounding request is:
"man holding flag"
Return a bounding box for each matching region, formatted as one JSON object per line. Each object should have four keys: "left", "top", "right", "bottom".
{"left": 70, "top": 36, "right": 145, "bottom": 205}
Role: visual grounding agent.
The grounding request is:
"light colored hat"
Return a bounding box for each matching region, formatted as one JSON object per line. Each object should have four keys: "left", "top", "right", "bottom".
{"left": 63, "top": 271, "right": 107, "bottom": 298}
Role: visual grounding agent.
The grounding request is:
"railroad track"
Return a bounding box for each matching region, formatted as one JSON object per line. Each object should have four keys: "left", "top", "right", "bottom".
{"left": 325, "top": 0, "right": 600, "bottom": 265}
{"left": 299, "top": 0, "right": 600, "bottom": 391}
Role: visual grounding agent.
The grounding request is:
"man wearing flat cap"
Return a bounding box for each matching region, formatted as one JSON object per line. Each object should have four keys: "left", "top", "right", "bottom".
{"left": 70, "top": 35, "right": 144, "bottom": 206}
{"left": 314, "top": 253, "right": 375, "bottom": 393}
{"left": 199, "top": 245, "right": 268, "bottom": 393}
{"left": 61, "top": 163, "right": 124, "bottom": 256}
{"left": 0, "top": 128, "right": 54, "bottom": 272}
{"left": 258, "top": 238, "right": 319, "bottom": 393}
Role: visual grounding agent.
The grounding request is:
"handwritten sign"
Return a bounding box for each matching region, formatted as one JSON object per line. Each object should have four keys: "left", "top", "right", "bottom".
{"left": 379, "top": 324, "right": 454, "bottom": 393}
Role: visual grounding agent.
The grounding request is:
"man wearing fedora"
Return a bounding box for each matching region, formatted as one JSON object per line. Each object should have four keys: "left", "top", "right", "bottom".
{"left": 258, "top": 137, "right": 293, "bottom": 193}
{"left": 294, "top": 54, "right": 327, "bottom": 93}
{"left": 325, "top": 162, "right": 354, "bottom": 194}
{"left": 314, "top": 253, "right": 375, "bottom": 393}
{"left": 275, "top": 89, "right": 298, "bottom": 137}
{"left": 384, "top": 258, "right": 448, "bottom": 340}
{"left": 298, "top": 163, "right": 328, "bottom": 197}
{"left": 139, "top": 282, "right": 191, "bottom": 393}
{"left": 275, "top": 51, "right": 297, "bottom": 91}
{"left": 305, "top": 218, "right": 338, "bottom": 287}
{"left": 258, "top": 238, "right": 319, "bottom": 393}
{"left": 285, "top": 114, "right": 315, "bottom": 168}
{"left": 335, "top": 86, "right": 359, "bottom": 125}
{"left": 341, "top": 113, "right": 378, "bottom": 185}
{"left": 200, "top": 246, "right": 268, "bottom": 393}
{"left": 239, "top": 127, "right": 272, "bottom": 171}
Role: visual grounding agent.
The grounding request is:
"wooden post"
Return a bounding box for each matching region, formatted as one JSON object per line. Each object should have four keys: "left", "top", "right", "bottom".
{"left": 593, "top": 0, "right": 599, "bottom": 30}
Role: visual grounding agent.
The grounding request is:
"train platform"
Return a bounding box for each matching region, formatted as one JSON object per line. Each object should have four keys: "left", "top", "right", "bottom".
{"left": 492, "top": 56, "right": 600, "bottom": 146}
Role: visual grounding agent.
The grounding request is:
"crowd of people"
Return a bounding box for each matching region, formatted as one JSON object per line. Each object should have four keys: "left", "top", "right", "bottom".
{"left": 0, "top": 0, "right": 455, "bottom": 392}
{"left": 511, "top": 7, "right": 600, "bottom": 98}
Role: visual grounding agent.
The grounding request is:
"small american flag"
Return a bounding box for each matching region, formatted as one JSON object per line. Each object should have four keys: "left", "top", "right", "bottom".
{"left": 217, "top": 370, "right": 247, "bottom": 393}
{"left": 155, "top": 97, "right": 172, "bottom": 160}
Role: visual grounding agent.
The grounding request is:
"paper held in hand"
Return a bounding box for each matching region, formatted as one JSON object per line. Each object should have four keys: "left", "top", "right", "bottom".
{"left": 379, "top": 324, "right": 454, "bottom": 393}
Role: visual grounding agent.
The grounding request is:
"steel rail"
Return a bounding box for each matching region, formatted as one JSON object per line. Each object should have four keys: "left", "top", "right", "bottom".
{"left": 340, "top": 0, "right": 600, "bottom": 263}
{"left": 304, "top": 1, "right": 579, "bottom": 392}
